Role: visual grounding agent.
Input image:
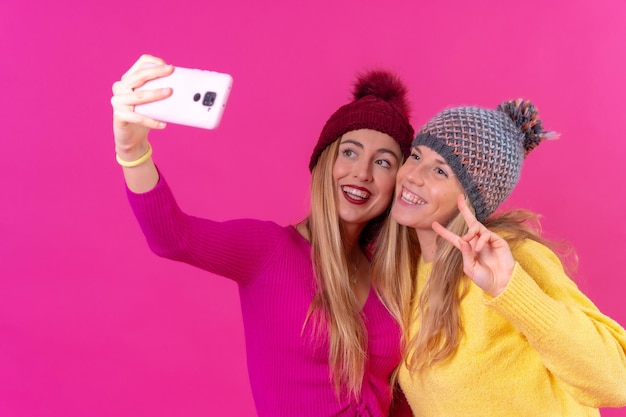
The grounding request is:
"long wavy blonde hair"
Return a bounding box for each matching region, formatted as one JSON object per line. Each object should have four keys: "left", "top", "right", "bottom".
{"left": 372, "top": 202, "right": 577, "bottom": 374}
{"left": 301, "top": 138, "right": 393, "bottom": 398}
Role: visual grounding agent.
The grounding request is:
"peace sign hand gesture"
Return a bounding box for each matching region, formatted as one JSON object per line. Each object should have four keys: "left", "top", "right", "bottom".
{"left": 432, "top": 195, "right": 515, "bottom": 297}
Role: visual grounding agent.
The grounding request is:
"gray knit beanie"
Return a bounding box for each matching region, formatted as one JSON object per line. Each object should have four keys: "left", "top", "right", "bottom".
{"left": 411, "top": 99, "right": 557, "bottom": 222}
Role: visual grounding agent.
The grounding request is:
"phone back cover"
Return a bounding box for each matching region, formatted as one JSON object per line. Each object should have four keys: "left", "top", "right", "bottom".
{"left": 136, "top": 67, "right": 233, "bottom": 129}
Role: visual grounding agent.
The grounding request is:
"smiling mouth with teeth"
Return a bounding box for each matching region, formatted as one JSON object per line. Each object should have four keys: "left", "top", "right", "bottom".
{"left": 401, "top": 190, "right": 426, "bottom": 205}
{"left": 342, "top": 186, "right": 370, "bottom": 201}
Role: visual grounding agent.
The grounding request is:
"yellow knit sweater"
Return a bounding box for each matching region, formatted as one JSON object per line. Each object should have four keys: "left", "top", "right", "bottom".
{"left": 398, "top": 239, "right": 626, "bottom": 417}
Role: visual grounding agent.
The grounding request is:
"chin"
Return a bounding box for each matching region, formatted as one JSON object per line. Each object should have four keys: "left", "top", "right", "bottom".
{"left": 390, "top": 214, "right": 411, "bottom": 228}
{"left": 389, "top": 208, "right": 408, "bottom": 226}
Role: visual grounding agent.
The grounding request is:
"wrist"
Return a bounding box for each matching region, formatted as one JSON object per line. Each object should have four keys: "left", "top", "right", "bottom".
{"left": 491, "top": 263, "right": 515, "bottom": 297}
{"left": 116, "top": 142, "right": 153, "bottom": 168}
{"left": 115, "top": 142, "right": 150, "bottom": 161}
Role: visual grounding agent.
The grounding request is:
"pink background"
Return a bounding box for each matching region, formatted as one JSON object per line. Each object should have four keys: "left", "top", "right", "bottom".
{"left": 1, "top": 1, "right": 625, "bottom": 416}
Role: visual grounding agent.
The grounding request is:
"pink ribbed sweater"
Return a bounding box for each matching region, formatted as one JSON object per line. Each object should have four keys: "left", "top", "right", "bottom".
{"left": 126, "top": 176, "right": 407, "bottom": 417}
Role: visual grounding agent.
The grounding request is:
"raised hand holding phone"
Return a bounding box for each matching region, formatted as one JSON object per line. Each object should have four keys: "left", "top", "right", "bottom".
{"left": 135, "top": 66, "right": 233, "bottom": 130}
{"left": 111, "top": 55, "right": 234, "bottom": 192}
{"left": 111, "top": 55, "right": 173, "bottom": 193}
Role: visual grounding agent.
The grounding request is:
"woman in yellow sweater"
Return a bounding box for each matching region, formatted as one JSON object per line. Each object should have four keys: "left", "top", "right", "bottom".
{"left": 373, "top": 100, "right": 626, "bottom": 416}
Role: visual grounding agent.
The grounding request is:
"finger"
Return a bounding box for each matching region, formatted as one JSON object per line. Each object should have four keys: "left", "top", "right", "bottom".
{"left": 482, "top": 232, "right": 511, "bottom": 254}
{"left": 464, "top": 234, "right": 480, "bottom": 250}
{"left": 111, "top": 80, "right": 124, "bottom": 95}
{"left": 462, "top": 222, "right": 481, "bottom": 242}
{"left": 111, "top": 86, "right": 172, "bottom": 110}
{"left": 458, "top": 195, "right": 488, "bottom": 244}
{"left": 120, "top": 64, "right": 174, "bottom": 92}
{"left": 432, "top": 221, "right": 462, "bottom": 250}
{"left": 113, "top": 106, "right": 167, "bottom": 130}
{"left": 457, "top": 194, "right": 480, "bottom": 229}
{"left": 124, "top": 54, "right": 167, "bottom": 78}
{"left": 458, "top": 238, "right": 475, "bottom": 259}
{"left": 458, "top": 238, "right": 478, "bottom": 275}
{"left": 462, "top": 219, "right": 491, "bottom": 250}
{"left": 474, "top": 229, "right": 493, "bottom": 252}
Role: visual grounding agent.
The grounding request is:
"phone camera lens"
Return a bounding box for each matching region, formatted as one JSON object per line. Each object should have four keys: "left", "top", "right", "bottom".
{"left": 193, "top": 93, "right": 201, "bottom": 102}
{"left": 203, "top": 92, "right": 217, "bottom": 107}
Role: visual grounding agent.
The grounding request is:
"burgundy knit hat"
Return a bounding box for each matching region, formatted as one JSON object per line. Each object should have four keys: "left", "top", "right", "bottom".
{"left": 309, "top": 70, "right": 414, "bottom": 171}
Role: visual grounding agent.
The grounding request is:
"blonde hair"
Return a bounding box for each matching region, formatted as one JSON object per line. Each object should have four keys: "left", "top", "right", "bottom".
{"left": 373, "top": 202, "right": 577, "bottom": 374}
{"left": 302, "top": 138, "right": 388, "bottom": 398}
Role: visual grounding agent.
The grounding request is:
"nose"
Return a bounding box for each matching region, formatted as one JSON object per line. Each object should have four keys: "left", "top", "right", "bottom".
{"left": 353, "top": 159, "right": 373, "bottom": 182}
{"left": 402, "top": 163, "right": 425, "bottom": 185}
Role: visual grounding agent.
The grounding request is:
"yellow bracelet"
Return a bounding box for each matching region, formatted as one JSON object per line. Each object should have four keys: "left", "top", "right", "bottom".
{"left": 116, "top": 142, "right": 153, "bottom": 168}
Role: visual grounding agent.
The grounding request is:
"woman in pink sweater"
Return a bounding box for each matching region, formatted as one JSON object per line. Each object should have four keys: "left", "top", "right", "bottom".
{"left": 110, "top": 54, "right": 414, "bottom": 416}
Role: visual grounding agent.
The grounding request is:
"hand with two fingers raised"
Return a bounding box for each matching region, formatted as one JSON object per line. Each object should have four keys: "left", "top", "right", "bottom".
{"left": 432, "top": 194, "right": 515, "bottom": 297}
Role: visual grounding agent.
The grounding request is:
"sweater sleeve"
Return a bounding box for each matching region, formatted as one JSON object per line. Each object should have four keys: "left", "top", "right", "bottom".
{"left": 126, "top": 174, "right": 284, "bottom": 285}
{"left": 485, "top": 239, "right": 626, "bottom": 408}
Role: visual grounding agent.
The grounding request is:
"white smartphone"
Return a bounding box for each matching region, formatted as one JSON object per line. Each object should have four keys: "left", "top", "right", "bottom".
{"left": 135, "top": 66, "right": 233, "bottom": 130}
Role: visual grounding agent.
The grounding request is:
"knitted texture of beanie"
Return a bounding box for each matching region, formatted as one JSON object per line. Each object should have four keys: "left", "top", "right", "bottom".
{"left": 309, "top": 70, "right": 414, "bottom": 171}
{"left": 412, "top": 99, "right": 556, "bottom": 221}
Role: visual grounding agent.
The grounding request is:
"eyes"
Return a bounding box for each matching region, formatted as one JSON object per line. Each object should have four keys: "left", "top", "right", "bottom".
{"left": 409, "top": 151, "right": 450, "bottom": 178}
{"left": 340, "top": 147, "right": 394, "bottom": 169}
{"left": 341, "top": 149, "right": 356, "bottom": 158}
{"left": 376, "top": 159, "right": 392, "bottom": 169}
